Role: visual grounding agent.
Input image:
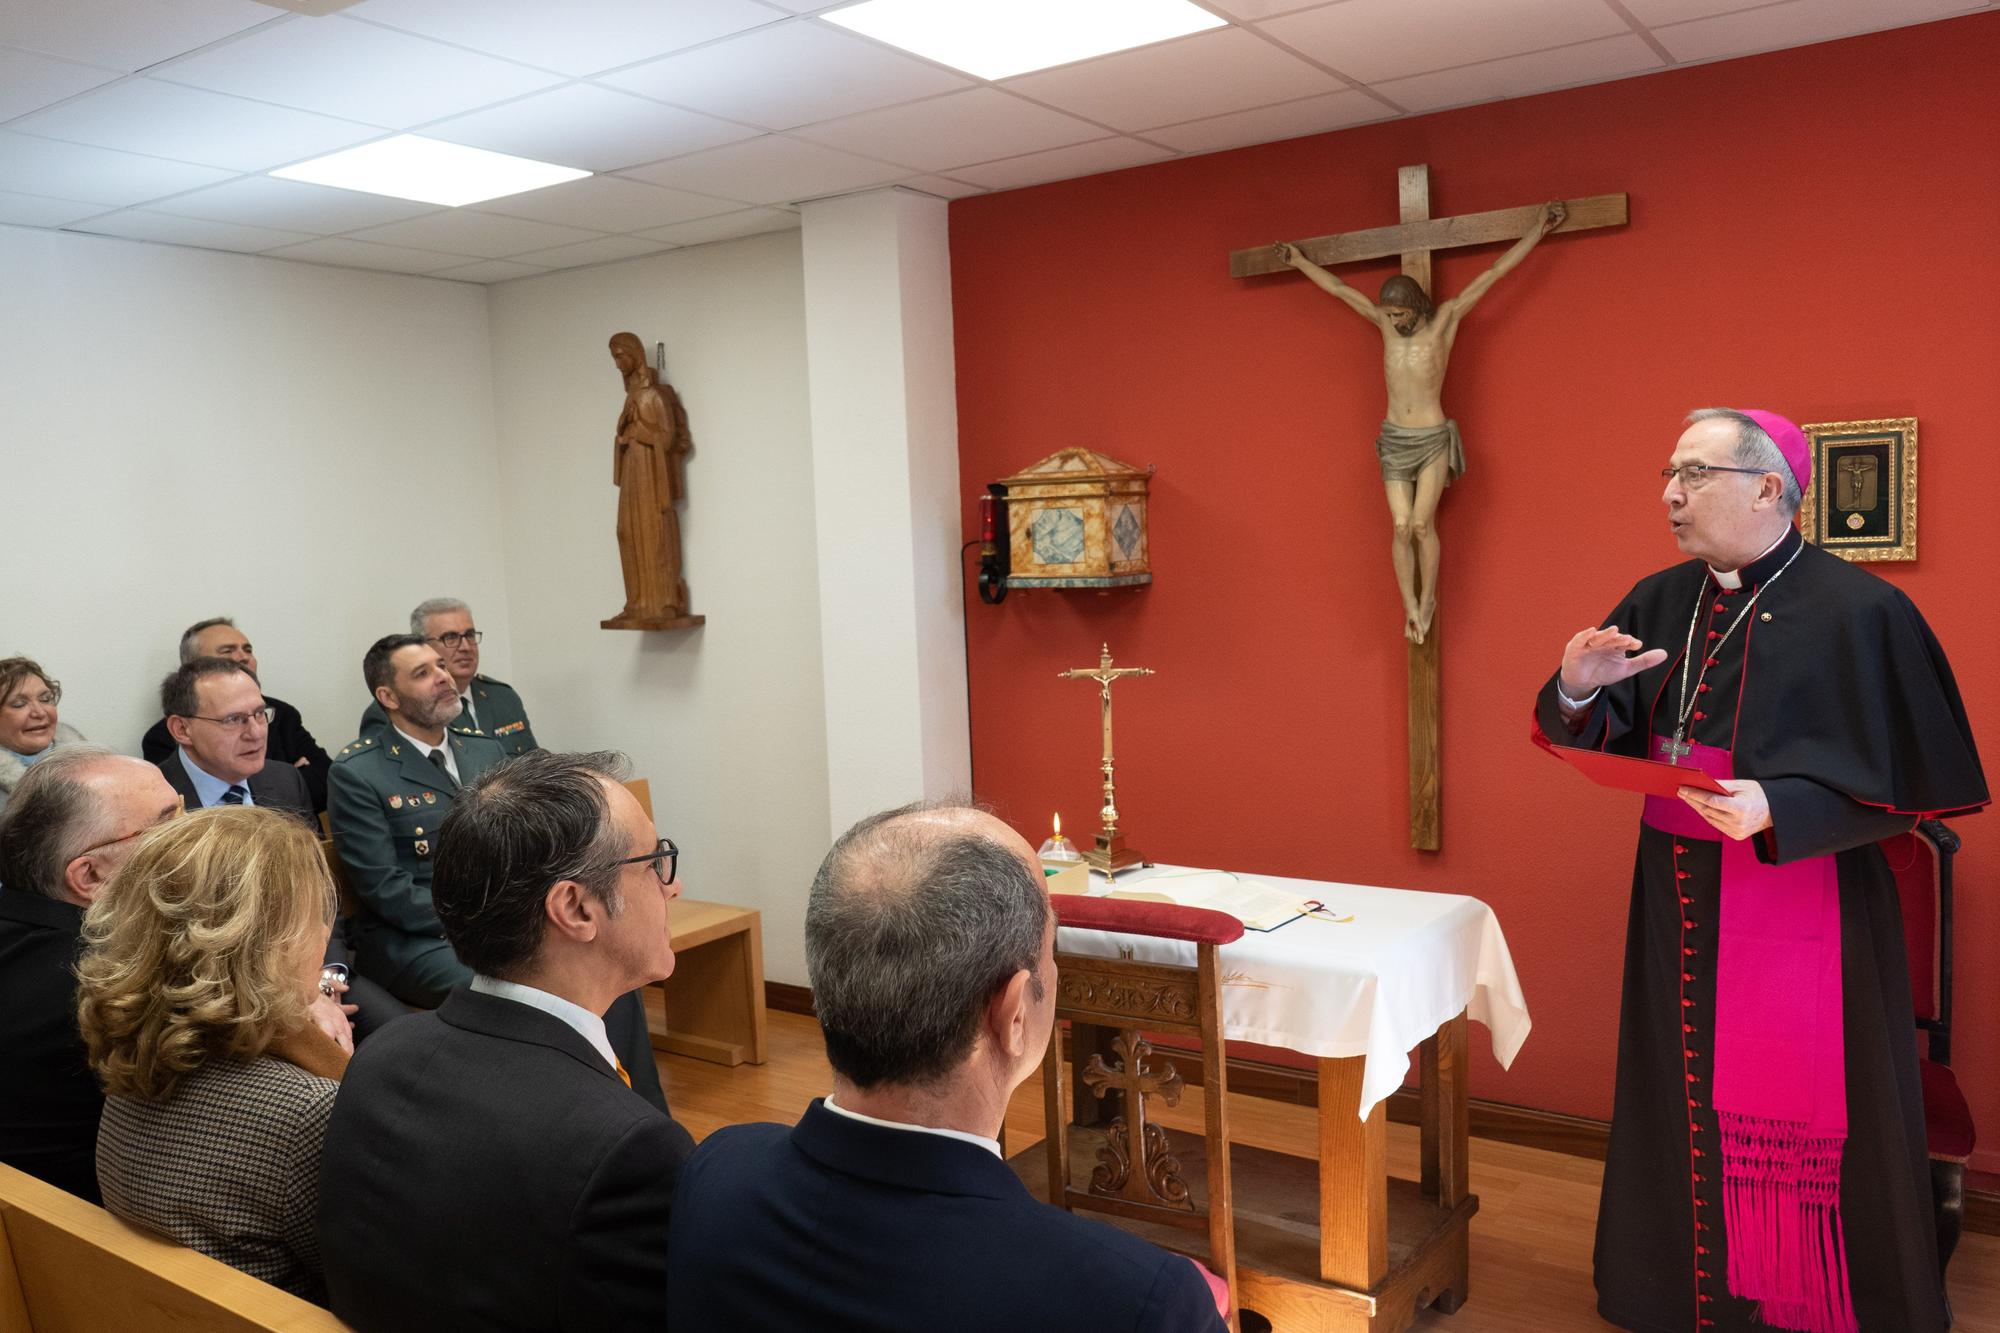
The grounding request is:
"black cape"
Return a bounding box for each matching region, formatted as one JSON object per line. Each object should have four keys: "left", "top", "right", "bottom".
{"left": 1534, "top": 526, "right": 1985, "bottom": 1333}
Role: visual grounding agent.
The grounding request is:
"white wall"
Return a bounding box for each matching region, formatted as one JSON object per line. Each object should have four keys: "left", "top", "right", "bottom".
{"left": 485, "top": 231, "right": 830, "bottom": 987}
{"left": 0, "top": 224, "right": 509, "bottom": 755}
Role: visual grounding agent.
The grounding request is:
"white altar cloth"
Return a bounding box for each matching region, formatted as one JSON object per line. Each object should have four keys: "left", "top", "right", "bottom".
{"left": 1057, "top": 864, "right": 1531, "bottom": 1118}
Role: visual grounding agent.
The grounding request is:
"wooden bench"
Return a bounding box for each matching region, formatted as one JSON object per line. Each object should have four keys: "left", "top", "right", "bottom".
{"left": 620, "top": 778, "right": 767, "bottom": 1068}
{"left": 644, "top": 899, "right": 767, "bottom": 1066}
{"left": 0, "top": 1162, "right": 350, "bottom": 1331}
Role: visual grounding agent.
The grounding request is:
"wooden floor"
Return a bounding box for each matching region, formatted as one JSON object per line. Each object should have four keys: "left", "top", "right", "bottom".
{"left": 657, "top": 1011, "right": 2000, "bottom": 1332}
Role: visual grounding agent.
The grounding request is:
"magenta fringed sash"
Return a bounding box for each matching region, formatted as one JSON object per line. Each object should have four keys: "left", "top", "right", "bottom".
{"left": 1644, "top": 736, "right": 1857, "bottom": 1333}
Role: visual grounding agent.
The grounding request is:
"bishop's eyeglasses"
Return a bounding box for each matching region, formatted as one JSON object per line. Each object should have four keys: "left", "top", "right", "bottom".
{"left": 612, "top": 837, "right": 679, "bottom": 887}
{"left": 1660, "top": 462, "right": 1769, "bottom": 489}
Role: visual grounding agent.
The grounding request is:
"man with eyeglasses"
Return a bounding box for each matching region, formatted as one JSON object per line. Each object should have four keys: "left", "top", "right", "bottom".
{"left": 141, "top": 618, "right": 335, "bottom": 814}
{"left": 1533, "top": 409, "right": 1986, "bottom": 1333}
{"left": 319, "top": 751, "right": 693, "bottom": 1333}
{"left": 357, "top": 598, "right": 539, "bottom": 756}
{"left": 0, "top": 747, "right": 178, "bottom": 1202}
{"left": 155, "top": 657, "right": 394, "bottom": 1044}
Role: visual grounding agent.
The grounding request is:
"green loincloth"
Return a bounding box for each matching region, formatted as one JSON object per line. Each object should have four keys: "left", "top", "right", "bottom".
{"left": 1374, "top": 419, "right": 1465, "bottom": 484}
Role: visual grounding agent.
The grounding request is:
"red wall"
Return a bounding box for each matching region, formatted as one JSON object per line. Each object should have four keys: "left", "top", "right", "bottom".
{"left": 951, "top": 13, "right": 2000, "bottom": 1175}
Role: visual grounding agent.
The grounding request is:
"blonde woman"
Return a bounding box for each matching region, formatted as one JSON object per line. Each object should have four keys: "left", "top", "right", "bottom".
{"left": 76, "top": 804, "right": 347, "bottom": 1303}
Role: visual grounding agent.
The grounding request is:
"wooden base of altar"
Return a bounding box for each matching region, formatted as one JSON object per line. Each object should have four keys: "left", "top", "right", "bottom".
{"left": 600, "top": 613, "right": 706, "bottom": 631}
{"left": 1014, "top": 1012, "right": 1477, "bottom": 1333}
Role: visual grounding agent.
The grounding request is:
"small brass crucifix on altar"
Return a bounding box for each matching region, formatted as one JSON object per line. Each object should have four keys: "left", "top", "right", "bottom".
{"left": 1059, "top": 644, "right": 1155, "bottom": 878}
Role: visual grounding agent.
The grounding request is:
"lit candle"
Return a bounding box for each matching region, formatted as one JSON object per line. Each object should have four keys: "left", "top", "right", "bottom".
{"left": 979, "top": 494, "right": 998, "bottom": 543}
{"left": 1053, "top": 811, "right": 1062, "bottom": 840}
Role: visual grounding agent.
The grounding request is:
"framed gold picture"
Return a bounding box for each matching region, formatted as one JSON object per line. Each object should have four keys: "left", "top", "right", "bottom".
{"left": 1799, "top": 417, "right": 1917, "bottom": 562}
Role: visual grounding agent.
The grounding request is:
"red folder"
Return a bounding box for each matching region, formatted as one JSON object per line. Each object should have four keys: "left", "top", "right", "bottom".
{"left": 1553, "top": 746, "right": 1730, "bottom": 797}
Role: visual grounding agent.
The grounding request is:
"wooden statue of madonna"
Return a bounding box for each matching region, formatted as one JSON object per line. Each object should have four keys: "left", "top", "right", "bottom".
{"left": 603, "top": 331, "right": 703, "bottom": 631}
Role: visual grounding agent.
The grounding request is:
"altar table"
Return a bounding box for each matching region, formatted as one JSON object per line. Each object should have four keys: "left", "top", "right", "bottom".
{"left": 1046, "top": 865, "right": 1531, "bottom": 1332}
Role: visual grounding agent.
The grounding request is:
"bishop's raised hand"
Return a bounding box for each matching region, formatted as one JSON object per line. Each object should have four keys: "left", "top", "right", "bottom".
{"left": 1559, "top": 624, "right": 1668, "bottom": 698}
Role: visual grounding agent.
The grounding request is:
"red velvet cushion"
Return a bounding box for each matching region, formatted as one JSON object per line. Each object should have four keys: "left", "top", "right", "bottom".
{"left": 1880, "top": 832, "right": 1938, "bottom": 1023}
{"left": 1051, "top": 894, "right": 1245, "bottom": 945}
{"left": 1921, "top": 1058, "right": 1976, "bottom": 1162}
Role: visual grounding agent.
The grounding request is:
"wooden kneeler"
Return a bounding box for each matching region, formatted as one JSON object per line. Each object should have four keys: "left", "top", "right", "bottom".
{"left": 1039, "top": 895, "right": 1245, "bottom": 1331}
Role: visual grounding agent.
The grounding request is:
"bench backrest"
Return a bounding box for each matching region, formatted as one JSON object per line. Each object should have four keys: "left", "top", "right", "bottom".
{"left": 0, "top": 1162, "right": 349, "bottom": 1331}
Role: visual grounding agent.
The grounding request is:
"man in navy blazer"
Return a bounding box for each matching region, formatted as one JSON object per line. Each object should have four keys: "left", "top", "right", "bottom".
{"left": 154, "top": 656, "right": 398, "bottom": 1042}
{"left": 667, "top": 802, "right": 1227, "bottom": 1333}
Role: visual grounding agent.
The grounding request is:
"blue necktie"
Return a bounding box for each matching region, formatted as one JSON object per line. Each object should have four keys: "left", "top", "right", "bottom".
{"left": 221, "top": 784, "right": 248, "bottom": 805}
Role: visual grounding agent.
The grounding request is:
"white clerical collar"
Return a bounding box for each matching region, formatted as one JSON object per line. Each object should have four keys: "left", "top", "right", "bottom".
{"left": 822, "top": 1094, "right": 1003, "bottom": 1159}
{"left": 1708, "top": 529, "right": 1789, "bottom": 590}
{"left": 469, "top": 975, "right": 619, "bottom": 1073}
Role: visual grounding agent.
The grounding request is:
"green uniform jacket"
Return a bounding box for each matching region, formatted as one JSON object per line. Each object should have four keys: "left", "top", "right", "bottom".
{"left": 326, "top": 725, "right": 506, "bottom": 986}
{"left": 358, "top": 674, "right": 539, "bottom": 757}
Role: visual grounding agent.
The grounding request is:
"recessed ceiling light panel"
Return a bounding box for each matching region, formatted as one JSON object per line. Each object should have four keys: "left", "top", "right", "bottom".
{"left": 271, "top": 135, "right": 590, "bottom": 207}
{"left": 823, "top": 0, "right": 1227, "bottom": 81}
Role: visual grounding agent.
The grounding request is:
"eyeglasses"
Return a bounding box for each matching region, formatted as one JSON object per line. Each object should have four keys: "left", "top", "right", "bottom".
{"left": 429, "top": 630, "right": 484, "bottom": 649}
{"left": 611, "top": 837, "right": 678, "bottom": 887}
{"left": 77, "top": 803, "right": 182, "bottom": 857}
{"left": 1660, "top": 463, "right": 1770, "bottom": 489}
{"left": 183, "top": 706, "right": 275, "bottom": 732}
{"left": 4, "top": 679, "right": 61, "bottom": 710}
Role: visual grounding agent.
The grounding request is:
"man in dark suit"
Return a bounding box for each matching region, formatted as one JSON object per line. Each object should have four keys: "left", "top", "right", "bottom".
{"left": 156, "top": 655, "right": 399, "bottom": 1042}
{"left": 0, "top": 747, "right": 179, "bottom": 1202}
{"left": 141, "top": 617, "right": 333, "bottom": 812}
{"left": 357, "top": 597, "right": 539, "bottom": 755}
{"left": 666, "top": 802, "right": 1229, "bottom": 1333}
{"left": 319, "top": 749, "right": 695, "bottom": 1333}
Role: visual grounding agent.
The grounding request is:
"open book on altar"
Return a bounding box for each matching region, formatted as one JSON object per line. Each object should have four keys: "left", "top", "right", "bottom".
{"left": 1108, "top": 869, "right": 1313, "bottom": 932}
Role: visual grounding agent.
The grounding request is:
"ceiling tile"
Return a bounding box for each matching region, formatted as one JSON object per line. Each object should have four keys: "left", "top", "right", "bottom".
{"left": 157, "top": 16, "right": 565, "bottom": 127}
{"left": 1004, "top": 28, "right": 1342, "bottom": 133}
{"left": 620, "top": 134, "right": 905, "bottom": 205}
{"left": 9, "top": 78, "right": 383, "bottom": 172}
{"left": 1202, "top": 0, "right": 1338, "bottom": 18}
{"left": 949, "top": 137, "right": 1177, "bottom": 190}
{"left": 429, "top": 258, "right": 554, "bottom": 283}
{"left": 266, "top": 235, "right": 476, "bottom": 273}
{"left": 0, "top": 48, "right": 124, "bottom": 122}
{"left": 348, "top": 0, "right": 781, "bottom": 77}
{"left": 1144, "top": 87, "right": 1390, "bottom": 153}
{"left": 794, "top": 88, "right": 1105, "bottom": 173}
{"left": 0, "top": 189, "right": 111, "bottom": 227}
{"left": 0, "top": 0, "right": 277, "bottom": 73}
{"left": 0, "top": 130, "right": 234, "bottom": 206}
{"left": 635, "top": 206, "right": 800, "bottom": 246}
{"left": 477, "top": 174, "right": 741, "bottom": 230}
{"left": 510, "top": 234, "right": 678, "bottom": 268}
{"left": 1653, "top": 0, "right": 1984, "bottom": 63}
{"left": 1373, "top": 32, "right": 1665, "bottom": 113}
{"left": 423, "top": 84, "right": 756, "bottom": 173}
{"left": 1260, "top": 0, "right": 1630, "bottom": 84}
{"left": 348, "top": 210, "right": 603, "bottom": 258}
{"left": 599, "top": 20, "right": 970, "bottom": 131}
{"left": 145, "top": 174, "right": 440, "bottom": 232}
{"left": 894, "top": 173, "right": 987, "bottom": 199}
{"left": 63, "top": 208, "right": 315, "bottom": 252}
{"left": 1618, "top": 0, "right": 1773, "bottom": 21}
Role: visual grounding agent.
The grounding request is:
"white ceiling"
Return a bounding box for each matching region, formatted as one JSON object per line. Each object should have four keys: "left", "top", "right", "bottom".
{"left": 0, "top": 0, "right": 1986, "bottom": 284}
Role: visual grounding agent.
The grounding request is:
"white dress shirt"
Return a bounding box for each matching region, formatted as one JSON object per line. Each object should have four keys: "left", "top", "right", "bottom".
{"left": 469, "top": 975, "right": 619, "bottom": 1073}
{"left": 822, "top": 1094, "right": 1003, "bottom": 1159}
{"left": 393, "top": 724, "right": 460, "bottom": 783}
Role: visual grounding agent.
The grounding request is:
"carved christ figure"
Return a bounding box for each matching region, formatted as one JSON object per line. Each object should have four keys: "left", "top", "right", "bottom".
{"left": 1273, "top": 200, "right": 1564, "bottom": 644}
{"left": 608, "top": 331, "right": 691, "bottom": 622}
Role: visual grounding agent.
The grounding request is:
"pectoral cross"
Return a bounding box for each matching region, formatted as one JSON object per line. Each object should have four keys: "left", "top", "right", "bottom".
{"left": 1059, "top": 644, "right": 1155, "bottom": 877}
{"left": 1662, "top": 734, "right": 1692, "bottom": 761}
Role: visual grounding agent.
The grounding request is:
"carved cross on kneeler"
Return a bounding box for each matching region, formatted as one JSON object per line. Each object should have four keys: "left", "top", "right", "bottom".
{"left": 1231, "top": 166, "right": 1629, "bottom": 850}
{"left": 1081, "top": 1032, "right": 1194, "bottom": 1210}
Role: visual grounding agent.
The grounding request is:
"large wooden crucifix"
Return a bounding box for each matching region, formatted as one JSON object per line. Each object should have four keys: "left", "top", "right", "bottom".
{"left": 1232, "top": 166, "right": 1628, "bottom": 850}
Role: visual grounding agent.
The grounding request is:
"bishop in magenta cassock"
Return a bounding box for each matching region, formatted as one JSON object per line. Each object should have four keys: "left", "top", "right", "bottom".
{"left": 1532, "top": 409, "right": 1985, "bottom": 1333}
